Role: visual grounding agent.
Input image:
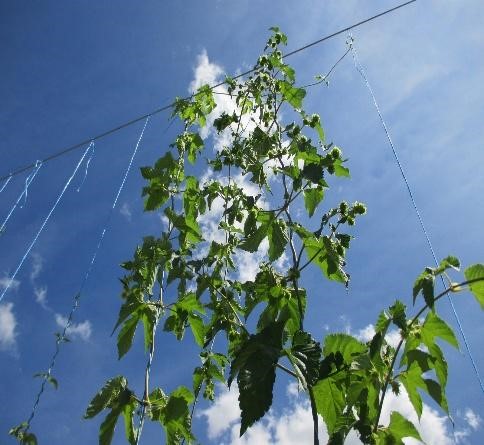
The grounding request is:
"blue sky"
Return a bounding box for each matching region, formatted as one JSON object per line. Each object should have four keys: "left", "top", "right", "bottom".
{"left": 0, "top": 1, "right": 483, "bottom": 444}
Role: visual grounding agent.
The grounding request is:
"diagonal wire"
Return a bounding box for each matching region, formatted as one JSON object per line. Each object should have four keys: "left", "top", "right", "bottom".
{"left": 0, "top": 153, "right": 87, "bottom": 304}
{"left": 24, "top": 116, "right": 151, "bottom": 431}
{"left": 0, "top": 175, "right": 13, "bottom": 193}
{"left": 349, "top": 37, "right": 484, "bottom": 395}
{"left": 0, "top": 0, "right": 417, "bottom": 184}
{"left": 0, "top": 161, "right": 43, "bottom": 234}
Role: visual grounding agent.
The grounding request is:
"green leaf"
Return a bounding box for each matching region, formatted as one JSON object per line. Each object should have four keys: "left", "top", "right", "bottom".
{"left": 413, "top": 269, "right": 434, "bottom": 307}
{"left": 188, "top": 313, "right": 206, "bottom": 347}
{"left": 464, "top": 264, "right": 484, "bottom": 308}
{"left": 122, "top": 401, "right": 137, "bottom": 445}
{"left": 314, "top": 121, "right": 325, "bottom": 143}
{"left": 287, "top": 331, "right": 321, "bottom": 388}
{"left": 268, "top": 219, "right": 288, "bottom": 261}
{"left": 229, "top": 321, "right": 284, "bottom": 436}
{"left": 239, "top": 223, "right": 269, "bottom": 253}
{"left": 278, "top": 80, "right": 306, "bottom": 109}
{"left": 313, "top": 377, "right": 345, "bottom": 435}
{"left": 428, "top": 343, "right": 448, "bottom": 388}
{"left": 117, "top": 315, "right": 139, "bottom": 359}
{"left": 421, "top": 311, "right": 458, "bottom": 349}
{"left": 322, "top": 334, "right": 366, "bottom": 364}
{"left": 8, "top": 423, "right": 38, "bottom": 445}
{"left": 84, "top": 376, "right": 127, "bottom": 419}
{"left": 99, "top": 407, "right": 122, "bottom": 445}
{"left": 163, "top": 386, "right": 195, "bottom": 443}
{"left": 435, "top": 255, "right": 460, "bottom": 274}
{"left": 33, "top": 372, "right": 58, "bottom": 390}
{"left": 399, "top": 364, "right": 424, "bottom": 418}
{"left": 379, "top": 411, "right": 422, "bottom": 444}
{"left": 333, "top": 159, "right": 350, "bottom": 178}
{"left": 303, "top": 188, "right": 324, "bottom": 217}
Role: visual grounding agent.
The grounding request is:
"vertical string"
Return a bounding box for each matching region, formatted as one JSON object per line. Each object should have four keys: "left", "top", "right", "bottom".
{"left": 0, "top": 161, "right": 43, "bottom": 234}
{"left": 24, "top": 116, "right": 151, "bottom": 431}
{"left": 0, "top": 151, "right": 88, "bottom": 304}
{"left": 349, "top": 36, "right": 484, "bottom": 395}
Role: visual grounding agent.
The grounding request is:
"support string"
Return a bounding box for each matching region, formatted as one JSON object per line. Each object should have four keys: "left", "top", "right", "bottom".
{"left": 76, "top": 141, "right": 95, "bottom": 192}
{"left": 349, "top": 36, "right": 484, "bottom": 395}
{"left": 0, "top": 161, "right": 42, "bottom": 234}
{"left": 24, "top": 116, "right": 151, "bottom": 431}
{"left": 0, "top": 175, "right": 12, "bottom": 193}
{"left": 0, "top": 152, "right": 87, "bottom": 303}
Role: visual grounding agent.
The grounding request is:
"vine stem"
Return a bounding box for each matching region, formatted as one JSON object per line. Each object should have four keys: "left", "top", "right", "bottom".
{"left": 373, "top": 277, "right": 484, "bottom": 432}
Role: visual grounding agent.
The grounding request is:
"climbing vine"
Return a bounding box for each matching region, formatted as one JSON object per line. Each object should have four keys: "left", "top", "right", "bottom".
{"left": 10, "top": 28, "right": 484, "bottom": 445}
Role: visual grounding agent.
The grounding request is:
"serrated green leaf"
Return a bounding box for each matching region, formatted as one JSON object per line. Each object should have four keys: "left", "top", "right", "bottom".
{"left": 379, "top": 411, "right": 422, "bottom": 444}
{"left": 268, "top": 219, "right": 288, "bottom": 261}
{"left": 117, "top": 315, "right": 139, "bottom": 359}
{"left": 229, "top": 321, "right": 284, "bottom": 436}
{"left": 399, "top": 364, "right": 424, "bottom": 418}
{"left": 323, "top": 334, "right": 366, "bottom": 364}
{"left": 122, "top": 401, "right": 137, "bottom": 445}
{"left": 333, "top": 159, "right": 350, "bottom": 177}
{"left": 279, "top": 80, "right": 306, "bottom": 109}
{"left": 428, "top": 343, "right": 448, "bottom": 388}
{"left": 303, "top": 188, "right": 324, "bottom": 217}
{"left": 413, "top": 270, "right": 434, "bottom": 307}
{"left": 99, "top": 407, "right": 122, "bottom": 445}
{"left": 239, "top": 223, "right": 269, "bottom": 253}
{"left": 84, "top": 376, "right": 127, "bottom": 419}
{"left": 287, "top": 331, "right": 321, "bottom": 388}
{"left": 423, "top": 378, "right": 448, "bottom": 413}
{"left": 314, "top": 121, "right": 325, "bottom": 142}
{"left": 313, "top": 377, "right": 345, "bottom": 435}
{"left": 188, "top": 313, "right": 205, "bottom": 347}
{"left": 421, "top": 311, "right": 458, "bottom": 349}
{"left": 464, "top": 264, "right": 484, "bottom": 308}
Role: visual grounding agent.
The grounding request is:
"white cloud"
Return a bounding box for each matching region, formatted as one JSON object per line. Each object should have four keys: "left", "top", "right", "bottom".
{"left": 198, "top": 384, "right": 241, "bottom": 439}
{"left": 199, "top": 383, "right": 458, "bottom": 445}
{"left": 34, "top": 286, "right": 48, "bottom": 308}
{"left": 354, "top": 323, "right": 401, "bottom": 348}
{"left": 0, "top": 303, "right": 17, "bottom": 351}
{"left": 30, "top": 252, "right": 43, "bottom": 281}
{"left": 0, "top": 275, "right": 20, "bottom": 293}
{"left": 55, "top": 314, "right": 92, "bottom": 341}
{"left": 120, "top": 202, "right": 132, "bottom": 222}
{"left": 463, "top": 408, "right": 481, "bottom": 430}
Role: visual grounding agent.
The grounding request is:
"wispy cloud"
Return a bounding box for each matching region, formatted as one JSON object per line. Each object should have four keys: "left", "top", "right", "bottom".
{"left": 0, "top": 275, "right": 20, "bottom": 293}
{"left": 34, "top": 286, "right": 48, "bottom": 309}
{"left": 54, "top": 314, "right": 92, "bottom": 341}
{"left": 0, "top": 302, "right": 18, "bottom": 353}
{"left": 120, "top": 202, "right": 132, "bottom": 222}
{"left": 30, "top": 252, "right": 43, "bottom": 281}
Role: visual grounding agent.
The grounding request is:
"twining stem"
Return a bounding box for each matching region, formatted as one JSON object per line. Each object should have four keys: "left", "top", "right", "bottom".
{"left": 373, "top": 277, "right": 484, "bottom": 432}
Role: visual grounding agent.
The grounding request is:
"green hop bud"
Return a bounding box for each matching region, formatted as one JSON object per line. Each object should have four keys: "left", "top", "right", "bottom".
{"left": 330, "top": 147, "right": 342, "bottom": 159}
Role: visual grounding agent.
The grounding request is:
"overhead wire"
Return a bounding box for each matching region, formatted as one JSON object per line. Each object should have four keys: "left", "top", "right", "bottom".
{"left": 349, "top": 37, "right": 484, "bottom": 395}
{"left": 0, "top": 0, "right": 417, "bottom": 184}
